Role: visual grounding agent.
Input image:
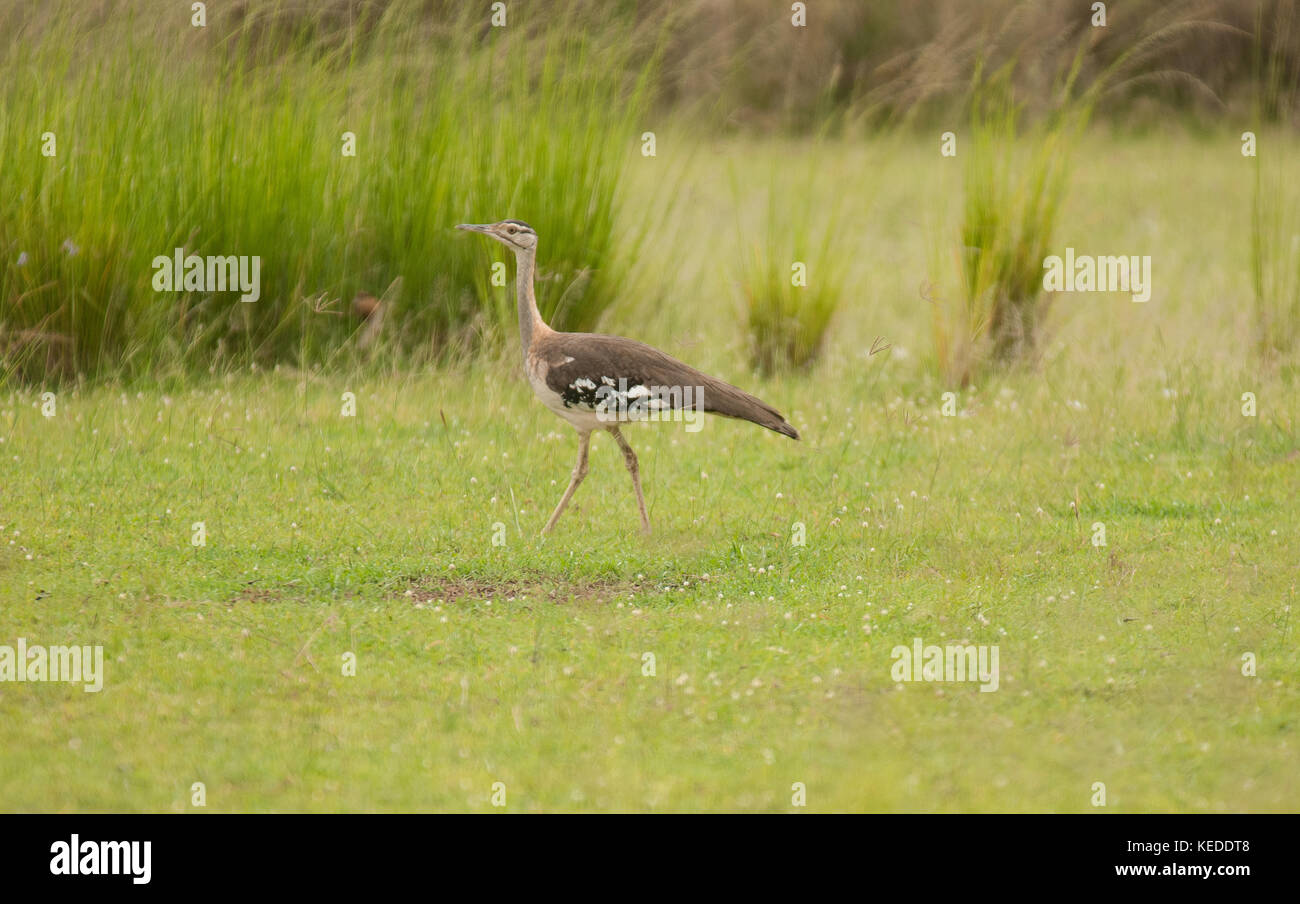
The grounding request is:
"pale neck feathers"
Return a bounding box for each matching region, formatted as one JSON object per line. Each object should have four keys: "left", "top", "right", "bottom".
{"left": 515, "top": 249, "right": 551, "bottom": 352}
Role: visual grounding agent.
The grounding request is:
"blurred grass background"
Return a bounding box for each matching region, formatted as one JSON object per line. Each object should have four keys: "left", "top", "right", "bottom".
{"left": 0, "top": 0, "right": 651, "bottom": 381}
{"left": 1, "top": 0, "right": 1297, "bottom": 383}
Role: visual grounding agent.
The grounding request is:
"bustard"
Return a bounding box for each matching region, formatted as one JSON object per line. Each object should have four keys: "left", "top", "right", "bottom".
{"left": 457, "top": 219, "right": 798, "bottom": 534}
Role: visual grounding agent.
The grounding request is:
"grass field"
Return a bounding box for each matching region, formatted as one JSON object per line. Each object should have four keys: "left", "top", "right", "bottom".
{"left": 2, "top": 134, "right": 1298, "bottom": 812}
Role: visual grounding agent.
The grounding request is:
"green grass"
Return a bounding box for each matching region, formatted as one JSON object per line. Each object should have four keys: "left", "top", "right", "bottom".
{"left": 1, "top": 134, "right": 1297, "bottom": 812}
{"left": 733, "top": 153, "right": 849, "bottom": 374}
{"left": 951, "top": 74, "right": 1078, "bottom": 377}
{"left": 0, "top": 1, "right": 649, "bottom": 381}
{"left": 1250, "top": 136, "right": 1300, "bottom": 358}
{"left": 1250, "top": 2, "right": 1300, "bottom": 358}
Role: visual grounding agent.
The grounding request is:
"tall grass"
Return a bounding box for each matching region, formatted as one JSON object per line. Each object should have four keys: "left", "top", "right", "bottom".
{"left": 926, "top": 59, "right": 1088, "bottom": 386}
{"left": 929, "top": 10, "right": 1244, "bottom": 386}
{"left": 0, "top": 1, "right": 652, "bottom": 382}
{"left": 654, "top": 0, "right": 1284, "bottom": 133}
{"left": 1251, "top": 148, "right": 1300, "bottom": 359}
{"left": 733, "top": 164, "right": 846, "bottom": 375}
{"left": 1250, "top": 0, "right": 1300, "bottom": 359}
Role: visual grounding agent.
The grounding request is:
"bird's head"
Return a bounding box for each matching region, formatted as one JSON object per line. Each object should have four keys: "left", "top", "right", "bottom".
{"left": 456, "top": 219, "right": 537, "bottom": 253}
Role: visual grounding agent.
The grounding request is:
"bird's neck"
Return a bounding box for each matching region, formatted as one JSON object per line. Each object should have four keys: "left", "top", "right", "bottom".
{"left": 516, "top": 249, "right": 550, "bottom": 353}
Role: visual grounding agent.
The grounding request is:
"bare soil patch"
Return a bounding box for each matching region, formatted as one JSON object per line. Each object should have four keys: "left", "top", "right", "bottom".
{"left": 401, "top": 575, "right": 643, "bottom": 606}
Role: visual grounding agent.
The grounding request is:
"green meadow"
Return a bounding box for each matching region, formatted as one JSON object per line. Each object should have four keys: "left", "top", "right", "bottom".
{"left": 2, "top": 125, "right": 1297, "bottom": 811}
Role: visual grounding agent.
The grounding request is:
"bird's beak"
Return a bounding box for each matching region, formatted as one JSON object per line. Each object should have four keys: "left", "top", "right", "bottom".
{"left": 456, "top": 223, "right": 492, "bottom": 234}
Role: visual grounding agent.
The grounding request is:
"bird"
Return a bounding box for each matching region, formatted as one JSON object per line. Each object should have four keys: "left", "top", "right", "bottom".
{"left": 351, "top": 292, "right": 385, "bottom": 349}
{"left": 457, "top": 219, "right": 798, "bottom": 534}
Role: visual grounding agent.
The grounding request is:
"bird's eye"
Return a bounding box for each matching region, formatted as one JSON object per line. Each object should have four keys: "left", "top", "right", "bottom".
{"left": 507, "top": 226, "right": 517, "bottom": 234}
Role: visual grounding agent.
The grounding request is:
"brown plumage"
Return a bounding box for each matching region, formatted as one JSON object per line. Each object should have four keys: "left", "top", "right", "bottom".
{"left": 539, "top": 332, "right": 798, "bottom": 439}
{"left": 351, "top": 292, "right": 386, "bottom": 350}
{"left": 352, "top": 292, "right": 381, "bottom": 320}
{"left": 456, "top": 219, "right": 798, "bottom": 534}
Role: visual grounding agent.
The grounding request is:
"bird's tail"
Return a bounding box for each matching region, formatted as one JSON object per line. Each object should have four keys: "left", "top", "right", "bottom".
{"left": 701, "top": 377, "right": 799, "bottom": 440}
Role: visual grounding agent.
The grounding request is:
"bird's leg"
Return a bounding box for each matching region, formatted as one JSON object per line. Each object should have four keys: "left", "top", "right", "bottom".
{"left": 542, "top": 429, "right": 591, "bottom": 534}
{"left": 609, "top": 426, "right": 651, "bottom": 534}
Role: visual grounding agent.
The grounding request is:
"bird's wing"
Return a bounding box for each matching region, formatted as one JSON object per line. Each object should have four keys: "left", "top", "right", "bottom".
{"left": 535, "top": 332, "right": 798, "bottom": 439}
